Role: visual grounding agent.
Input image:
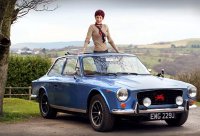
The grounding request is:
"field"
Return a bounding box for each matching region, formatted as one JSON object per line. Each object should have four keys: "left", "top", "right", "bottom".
{"left": 197, "top": 102, "right": 200, "bottom": 107}
{"left": 130, "top": 48, "right": 200, "bottom": 68}
{"left": 137, "top": 38, "right": 200, "bottom": 48}
{"left": 0, "top": 98, "right": 39, "bottom": 122}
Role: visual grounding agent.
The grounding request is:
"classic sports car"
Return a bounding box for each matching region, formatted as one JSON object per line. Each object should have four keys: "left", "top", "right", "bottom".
{"left": 32, "top": 53, "right": 197, "bottom": 132}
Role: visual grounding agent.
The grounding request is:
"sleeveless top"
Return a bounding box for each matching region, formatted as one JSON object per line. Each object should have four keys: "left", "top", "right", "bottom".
{"left": 84, "top": 24, "right": 114, "bottom": 51}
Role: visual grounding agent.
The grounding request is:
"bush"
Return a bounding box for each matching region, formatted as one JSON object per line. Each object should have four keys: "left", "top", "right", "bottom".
{"left": 6, "top": 55, "right": 51, "bottom": 97}
{"left": 176, "top": 69, "right": 200, "bottom": 101}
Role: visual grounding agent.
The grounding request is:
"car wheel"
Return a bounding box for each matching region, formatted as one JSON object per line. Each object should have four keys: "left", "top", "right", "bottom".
{"left": 165, "top": 111, "right": 188, "bottom": 126}
{"left": 39, "top": 93, "right": 57, "bottom": 119}
{"left": 89, "top": 94, "right": 115, "bottom": 132}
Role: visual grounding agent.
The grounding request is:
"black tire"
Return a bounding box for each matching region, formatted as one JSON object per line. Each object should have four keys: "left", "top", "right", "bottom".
{"left": 39, "top": 93, "right": 57, "bottom": 119}
{"left": 89, "top": 94, "right": 115, "bottom": 132}
{"left": 165, "top": 111, "right": 189, "bottom": 126}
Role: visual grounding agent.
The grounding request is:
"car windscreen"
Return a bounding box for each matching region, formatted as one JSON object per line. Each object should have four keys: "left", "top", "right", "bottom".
{"left": 82, "top": 55, "right": 150, "bottom": 76}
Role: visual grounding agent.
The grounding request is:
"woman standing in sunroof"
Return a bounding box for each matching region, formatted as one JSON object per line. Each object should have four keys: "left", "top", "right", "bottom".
{"left": 82, "top": 9, "right": 119, "bottom": 53}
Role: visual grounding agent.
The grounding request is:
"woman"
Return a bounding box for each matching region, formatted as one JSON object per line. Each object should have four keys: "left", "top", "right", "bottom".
{"left": 82, "top": 9, "right": 119, "bottom": 53}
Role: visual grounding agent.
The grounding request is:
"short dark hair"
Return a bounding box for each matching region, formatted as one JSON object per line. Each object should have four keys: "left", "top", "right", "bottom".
{"left": 95, "top": 9, "right": 105, "bottom": 18}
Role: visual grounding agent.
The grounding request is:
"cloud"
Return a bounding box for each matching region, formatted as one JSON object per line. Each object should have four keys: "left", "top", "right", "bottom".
{"left": 11, "top": 0, "right": 200, "bottom": 44}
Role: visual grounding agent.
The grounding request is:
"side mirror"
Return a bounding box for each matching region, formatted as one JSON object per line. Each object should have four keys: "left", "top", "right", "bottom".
{"left": 161, "top": 69, "right": 164, "bottom": 76}
{"left": 74, "top": 67, "right": 80, "bottom": 80}
{"left": 75, "top": 67, "right": 80, "bottom": 75}
{"left": 148, "top": 69, "right": 152, "bottom": 73}
{"left": 157, "top": 69, "right": 164, "bottom": 78}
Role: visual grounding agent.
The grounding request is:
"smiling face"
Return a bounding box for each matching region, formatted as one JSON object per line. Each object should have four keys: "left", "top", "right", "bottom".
{"left": 95, "top": 15, "right": 103, "bottom": 24}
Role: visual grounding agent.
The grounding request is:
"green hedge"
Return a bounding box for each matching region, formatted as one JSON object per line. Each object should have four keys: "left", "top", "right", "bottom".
{"left": 6, "top": 55, "right": 51, "bottom": 97}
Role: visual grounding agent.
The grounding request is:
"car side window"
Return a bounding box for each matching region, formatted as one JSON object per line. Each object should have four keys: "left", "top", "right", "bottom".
{"left": 48, "top": 58, "right": 65, "bottom": 76}
{"left": 83, "top": 57, "right": 97, "bottom": 72}
{"left": 63, "top": 58, "right": 78, "bottom": 76}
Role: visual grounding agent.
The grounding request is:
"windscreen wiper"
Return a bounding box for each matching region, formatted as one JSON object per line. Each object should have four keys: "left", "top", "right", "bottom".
{"left": 85, "top": 71, "right": 117, "bottom": 76}
{"left": 116, "top": 72, "right": 138, "bottom": 75}
{"left": 101, "top": 72, "right": 117, "bottom": 76}
{"left": 91, "top": 72, "right": 117, "bottom": 76}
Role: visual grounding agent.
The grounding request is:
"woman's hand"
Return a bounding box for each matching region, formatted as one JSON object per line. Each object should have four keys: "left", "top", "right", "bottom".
{"left": 116, "top": 49, "right": 121, "bottom": 53}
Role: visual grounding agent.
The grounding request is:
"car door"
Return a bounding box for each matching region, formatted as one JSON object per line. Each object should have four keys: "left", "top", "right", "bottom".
{"left": 54, "top": 57, "right": 80, "bottom": 108}
{"left": 46, "top": 57, "right": 66, "bottom": 105}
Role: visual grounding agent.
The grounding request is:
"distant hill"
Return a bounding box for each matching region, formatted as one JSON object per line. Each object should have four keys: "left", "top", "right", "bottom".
{"left": 138, "top": 38, "right": 200, "bottom": 48}
{"left": 12, "top": 41, "right": 85, "bottom": 49}
{"left": 11, "top": 38, "right": 200, "bottom": 50}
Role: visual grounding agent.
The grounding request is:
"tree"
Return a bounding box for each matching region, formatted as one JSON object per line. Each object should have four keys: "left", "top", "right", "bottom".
{"left": 171, "top": 44, "right": 176, "bottom": 48}
{"left": 0, "top": 0, "right": 56, "bottom": 116}
{"left": 41, "top": 48, "right": 46, "bottom": 54}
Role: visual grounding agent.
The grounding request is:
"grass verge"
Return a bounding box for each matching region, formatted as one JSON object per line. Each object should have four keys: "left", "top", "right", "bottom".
{"left": 196, "top": 101, "right": 200, "bottom": 107}
{"left": 0, "top": 98, "right": 40, "bottom": 123}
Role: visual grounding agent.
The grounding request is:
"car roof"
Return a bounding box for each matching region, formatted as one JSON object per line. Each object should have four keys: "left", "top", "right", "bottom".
{"left": 59, "top": 52, "right": 136, "bottom": 58}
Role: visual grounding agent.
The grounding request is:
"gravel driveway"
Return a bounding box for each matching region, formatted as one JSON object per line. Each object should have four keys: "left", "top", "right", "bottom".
{"left": 0, "top": 107, "right": 200, "bottom": 136}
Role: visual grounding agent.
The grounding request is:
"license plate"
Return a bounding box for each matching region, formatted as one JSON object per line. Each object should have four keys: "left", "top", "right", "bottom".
{"left": 149, "top": 112, "right": 176, "bottom": 120}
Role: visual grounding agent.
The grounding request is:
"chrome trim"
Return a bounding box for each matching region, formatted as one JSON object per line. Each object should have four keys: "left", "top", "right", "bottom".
{"left": 31, "top": 95, "right": 37, "bottom": 98}
{"left": 50, "top": 104, "right": 86, "bottom": 113}
{"left": 112, "top": 109, "right": 136, "bottom": 115}
{"left": 116, "top": 88, "right": 128, "bottom": 102}
{"left": 134, "top": 102, "right": 138, "bottom": 114}
{"left": 189, "top": 104, "right": 197, "bottom": 109}
{"left": 139, "top": 107, "right": 185, "bottom": 113}
{"left": 112, "top": 106, "right": 185, "bottom": 115}
{"left": 46, "top": 57, "right": 66, "bottom": 75}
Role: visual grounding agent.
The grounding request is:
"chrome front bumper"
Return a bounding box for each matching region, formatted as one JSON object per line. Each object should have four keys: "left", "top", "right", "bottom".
{"left": 30, "top": 95, "right": 37, "bottom": 99}
{"left": 111, "top": 104, "right": 197, "bottom": 115}
{"left": 139, "top": 107, "right": 185, "bottom": 114}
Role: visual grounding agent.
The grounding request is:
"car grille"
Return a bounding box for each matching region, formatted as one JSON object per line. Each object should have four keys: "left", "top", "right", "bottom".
{"left": 137, "top": 90, "right": 183, "bottom": 105}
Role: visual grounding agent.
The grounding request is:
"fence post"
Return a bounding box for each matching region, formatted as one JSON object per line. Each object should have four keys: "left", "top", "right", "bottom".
{"left": 28, "top": 86, "right": 31, "bottom": 100}
{"left": 9, "top": 86, "right": 12, "bottom": 98}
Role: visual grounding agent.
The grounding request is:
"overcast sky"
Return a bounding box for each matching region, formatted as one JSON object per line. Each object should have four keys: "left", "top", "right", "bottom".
{"left": 11, "top": 0, "right": 200, "bottom": 45}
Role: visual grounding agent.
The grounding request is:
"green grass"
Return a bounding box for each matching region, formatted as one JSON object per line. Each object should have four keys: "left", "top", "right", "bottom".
{"left": 0, "top": 98, "right": 40, "bottom": 123}
{"left": 196, "top": 101, "right": 200, "bottom": 107}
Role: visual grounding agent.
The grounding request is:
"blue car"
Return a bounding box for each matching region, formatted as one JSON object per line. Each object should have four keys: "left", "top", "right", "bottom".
{"left": 32, "top": 53, "right": 197, "bottom": 131}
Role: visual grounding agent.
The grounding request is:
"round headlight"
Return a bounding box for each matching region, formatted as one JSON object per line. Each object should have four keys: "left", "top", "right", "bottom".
{"left": 116, "top": 88, "right": 128, "bottom": 101}
{"left": 188, "top": 86, "right": 197, "bottom": 98}
{"left": 143, "top": 97, "right": 151, "bottom": 107}
{"left": 176, "top": 96, "right": 183, "bottom": 106}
